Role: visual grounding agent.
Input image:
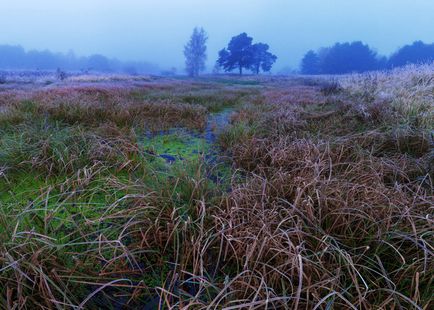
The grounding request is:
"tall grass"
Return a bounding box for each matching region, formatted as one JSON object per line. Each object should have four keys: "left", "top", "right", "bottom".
{"left": 340, "top": 63, "right": 434, "bottom": 129}
{"left": 0, "top": 72, "right": 432, "bottom": 308}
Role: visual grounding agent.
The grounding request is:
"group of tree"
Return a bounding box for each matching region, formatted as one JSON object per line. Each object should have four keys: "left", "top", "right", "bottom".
{"left": 301, "top": 40, "right": 434, "bottom": 75}
{"left": 0, "top": 44, "right": 160, "bottom": 74}
{"left": 388, "top": 41, "right": 434, "bottom": 67}
{"left": 183, "top": 29, "right": 277, "bottom": 76}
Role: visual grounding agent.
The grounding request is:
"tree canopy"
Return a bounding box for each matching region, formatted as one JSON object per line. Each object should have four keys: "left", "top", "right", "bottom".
{"left": 300, "top": 50, "right": 320, "bottom": 74}
{"left": 319, "top": 41, "right": 379, "bottom": 74}
{"left": 250, "top": 43, "right": 277, "bottom": 74}
{"left": 388, "top": 41, "right": 434, "bottom": 67}
{"left": 300, "top": 41, "right": 381, "bottom": 74}
{"left": 300, "top": 40, "right": 434, "bottom": 75}
{"left": 217, "top": 33, "right": 277, "bottom": 75}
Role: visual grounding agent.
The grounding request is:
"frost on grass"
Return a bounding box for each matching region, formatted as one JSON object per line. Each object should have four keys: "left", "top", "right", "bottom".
{"left": 0, "top": 70, "right": 432, "bottom": 309}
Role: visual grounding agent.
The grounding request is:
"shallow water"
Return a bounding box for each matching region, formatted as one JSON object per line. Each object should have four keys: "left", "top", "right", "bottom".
{"left": 143, "top": 108, "right": 233, "bottom": 164}
{"left": 203, "top": 108, "right": 233, "bottom": 143}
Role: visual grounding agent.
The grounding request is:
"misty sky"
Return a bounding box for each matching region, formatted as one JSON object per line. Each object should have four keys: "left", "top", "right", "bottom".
{"left": 1, "top": 0, "right": 433, "bottom": 72}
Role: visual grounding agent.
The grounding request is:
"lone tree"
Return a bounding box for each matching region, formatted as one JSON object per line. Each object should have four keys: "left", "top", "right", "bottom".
{"left": 184, "top": 27, "right": 208, "bottom": 77}
{"left": 217, "top": 33, "right": 277, "bottom": 75}
{"left": 217, "top": 33, "right": 253, "bottom": 75}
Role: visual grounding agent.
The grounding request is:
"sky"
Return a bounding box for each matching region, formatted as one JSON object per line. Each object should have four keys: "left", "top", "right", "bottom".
{"left": 0, "top": 0, "right": 433, "bottom": 72}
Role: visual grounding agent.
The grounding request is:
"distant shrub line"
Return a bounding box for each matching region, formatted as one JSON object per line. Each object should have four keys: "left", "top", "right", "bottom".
{"left": 301, "top": 40, "right": 434, "bottom": 74}
{"left": 0, "top": 44, "right": 159, "bottom": 74}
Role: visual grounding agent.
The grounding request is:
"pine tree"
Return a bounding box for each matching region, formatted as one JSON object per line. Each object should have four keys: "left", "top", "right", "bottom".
{"left": 217, "top": 33, "right": 277, "bottom": 75}
{"left": 217, "top": 33, "right": 253, "bottom": 75}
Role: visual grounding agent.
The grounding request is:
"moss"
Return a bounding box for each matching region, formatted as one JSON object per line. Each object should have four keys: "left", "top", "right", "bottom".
{"left": 0, "top": 170, "right": 131, "bottom": 237}
{"left": 142, "top": 131, "right": 209, "bottom": 163}
{"left": 0, "top": 171, "right": 60, "bottom": 203}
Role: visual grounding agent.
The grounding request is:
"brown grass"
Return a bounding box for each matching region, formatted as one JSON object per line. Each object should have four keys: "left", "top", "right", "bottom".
{"left": 0, "top": 70, "right": 432, "bottom": 309}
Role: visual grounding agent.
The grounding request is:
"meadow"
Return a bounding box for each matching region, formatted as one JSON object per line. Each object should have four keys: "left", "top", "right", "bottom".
{"left": 0, "top": 66, "right": 432, "bottom": 309}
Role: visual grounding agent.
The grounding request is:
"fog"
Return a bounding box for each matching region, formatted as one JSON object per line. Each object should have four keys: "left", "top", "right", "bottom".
{"left": 1, "top": 0, "right": 433, "bottom": 72}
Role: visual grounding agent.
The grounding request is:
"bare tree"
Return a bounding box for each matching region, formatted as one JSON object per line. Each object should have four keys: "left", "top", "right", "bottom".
{"left": 184, "top": 27, "right": 208, "bottom": 77}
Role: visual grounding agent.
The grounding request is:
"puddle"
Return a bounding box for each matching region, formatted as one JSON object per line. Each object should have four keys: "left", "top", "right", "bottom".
{"left": 203, "top": 108, "right": 234, "bottom": 143}
{"left": 97, "top": 109, "right": 235, "bottom": 308}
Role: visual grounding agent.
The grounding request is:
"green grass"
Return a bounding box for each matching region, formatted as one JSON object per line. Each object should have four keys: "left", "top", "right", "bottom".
{"left": 218, "top": 121, "right": 259, "bottom": 149}
{"left": 0, "top": 98, "right": 234, "bottom": 306}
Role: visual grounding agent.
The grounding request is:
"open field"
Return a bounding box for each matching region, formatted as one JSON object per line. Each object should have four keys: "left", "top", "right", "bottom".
{"left": 0, "top": 66, "right": 433, "bottom": 309}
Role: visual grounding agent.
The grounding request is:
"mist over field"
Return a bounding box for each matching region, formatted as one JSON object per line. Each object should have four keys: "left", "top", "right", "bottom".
{"left": 1, "top": 0, "right": 434, "bottom": 73}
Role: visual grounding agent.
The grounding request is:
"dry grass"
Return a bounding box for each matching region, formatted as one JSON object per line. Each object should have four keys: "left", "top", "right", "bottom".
{"left": 0, "top": 70, "right": 432, "bottom": 309}
{"left": 211, "top": 67, "right": 433, "bottom": 308}
{"left": 340, "top": 63, "right": 434, "bottom": 129}
{"left": 1, "top": 86, "right": 208, "bottom": 131}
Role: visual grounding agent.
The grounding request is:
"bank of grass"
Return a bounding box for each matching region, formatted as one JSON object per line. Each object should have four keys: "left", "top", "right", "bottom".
{"left": 0, "top": 135, "right": 221, "bottom": 308}
{"left": 0, "top": 71, "right": 432, "bottom": 309}
{"left": 215, "top": 67, "right": 432, "bottom": 308}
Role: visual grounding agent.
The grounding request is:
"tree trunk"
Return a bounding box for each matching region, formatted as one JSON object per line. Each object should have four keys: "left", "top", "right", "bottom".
{"left": 239, "top": 65, "right": 242, "bottom": 75}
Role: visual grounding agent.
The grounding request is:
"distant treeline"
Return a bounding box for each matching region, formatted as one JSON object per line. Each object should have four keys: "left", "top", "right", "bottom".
{"left": 0, "top": 45, "right": 160, "bottom": 74}
{"left": 301, "top": 41, "right": 434, "bottom": 75}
